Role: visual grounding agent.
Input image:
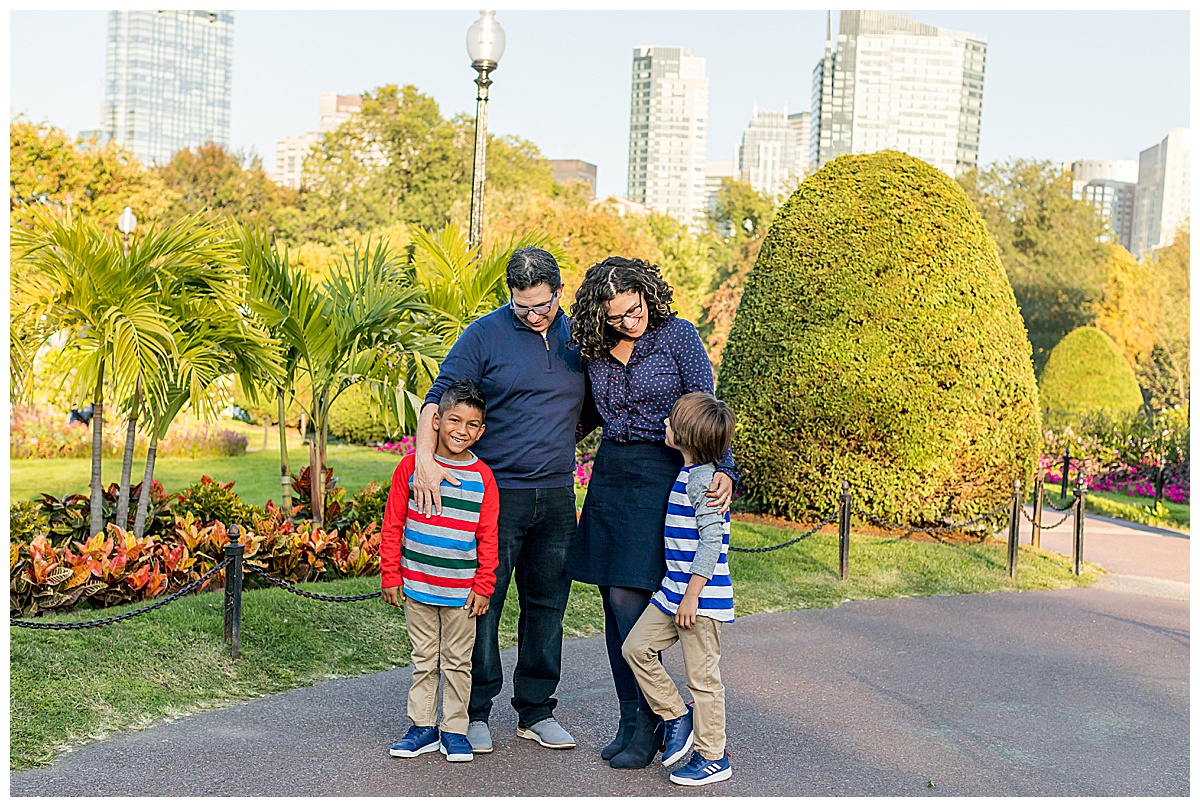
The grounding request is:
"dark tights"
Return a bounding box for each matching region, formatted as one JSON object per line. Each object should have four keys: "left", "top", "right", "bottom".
{"left": 600, "top": 585, "right": 655, "bottom": 713}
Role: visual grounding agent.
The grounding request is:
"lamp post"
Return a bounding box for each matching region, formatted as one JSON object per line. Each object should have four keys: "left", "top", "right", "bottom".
{"left": 118, "top": 206, "right": 137, "bottom": 255}
{"left": 466, "top": 10, "right": 506, "bottom": 251}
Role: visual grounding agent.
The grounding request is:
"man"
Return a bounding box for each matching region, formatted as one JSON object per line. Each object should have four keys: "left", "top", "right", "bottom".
{"left": 412, "top": 246, "right": 588, "bottom": 754}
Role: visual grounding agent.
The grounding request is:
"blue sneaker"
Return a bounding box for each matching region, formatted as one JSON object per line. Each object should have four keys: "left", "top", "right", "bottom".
{"left": 440, "top": 731, "right": 474, "bottom": 762}
{"left": 389, "top": 724, "right": 439, "bottom": 758}
{"left": 660, "top": 704, "right": 694, "bottom": 766}
{"left": 669, "top": 750, "right": 732, "bottom": 786}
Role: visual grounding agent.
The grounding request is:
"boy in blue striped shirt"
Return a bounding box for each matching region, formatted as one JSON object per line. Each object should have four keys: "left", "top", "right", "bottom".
{"left": 622, "top": 392, "right": 736, "bottom": 786}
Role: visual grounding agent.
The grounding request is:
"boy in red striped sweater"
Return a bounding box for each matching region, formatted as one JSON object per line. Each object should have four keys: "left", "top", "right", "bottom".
{"left": 381, "top": 380, "right": 499, "bottom": 763}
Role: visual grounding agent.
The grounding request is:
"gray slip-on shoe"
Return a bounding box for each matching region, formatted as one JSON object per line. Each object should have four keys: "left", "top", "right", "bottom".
{"left": 516, "top": 717, "right": 576, "bottom": 749}
{"left": 466, "top": 720, "right": 493, "bottom": 754}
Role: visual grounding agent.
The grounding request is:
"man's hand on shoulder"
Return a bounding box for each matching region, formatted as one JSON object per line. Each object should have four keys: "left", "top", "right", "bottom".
{"left": 413, "top": 451, "right": 461, "bottom": 517}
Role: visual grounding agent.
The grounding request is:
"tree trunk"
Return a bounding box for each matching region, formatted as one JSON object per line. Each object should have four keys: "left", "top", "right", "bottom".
{"left": 133, "top": 432, "right": 159, "bottom": 540}
{"left": 88, "top": 363, "right": 105, "bottom": 538}
{"left": 278, "top": 389, "right": 293, "bottom": 521}
{"left": 263, "top": 412, "right": 270, "bottom": 450}
{"left": 115, "top": 379, "right": 141, "bottom": 532}
{"left": 309, "top": 438, "right": 323, "bottom": 526}
{"left": 299, "top": 410, "right": 308, "bottom": 443}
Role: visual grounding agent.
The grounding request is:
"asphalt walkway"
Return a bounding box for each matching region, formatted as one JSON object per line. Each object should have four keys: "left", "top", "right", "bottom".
{"left": 10, "top": 514, "right": 1190, "bottom": 797}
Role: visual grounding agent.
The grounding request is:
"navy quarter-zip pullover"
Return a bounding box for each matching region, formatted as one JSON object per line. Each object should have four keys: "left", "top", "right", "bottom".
{"left": 424, "top": 304, "right": 587, "bottom": 488}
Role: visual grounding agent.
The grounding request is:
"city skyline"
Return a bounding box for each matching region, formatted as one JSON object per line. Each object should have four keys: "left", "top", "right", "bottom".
{"left": 810, "top": 10, "right": 987, "bottom": 176}
{"left": 101, "top": 10, "right": 234, "bottom": 166}
{"left": 10, "top": 10, "right": 1191, "bottom": 199}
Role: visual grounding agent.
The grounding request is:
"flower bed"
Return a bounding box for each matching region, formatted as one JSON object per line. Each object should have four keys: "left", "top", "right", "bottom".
{"left": 10, "top": 406, "right": 248, "bottom": 460}
{"left": 10, "top": 469, "right": 386, "bottom": 616}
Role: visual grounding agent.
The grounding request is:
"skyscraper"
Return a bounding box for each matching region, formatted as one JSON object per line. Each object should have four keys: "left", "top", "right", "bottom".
{"left": 626, "top": 47, "right": 709, "bottom": 226}
{"left": 272, "top": 93, "right": 363, "bottom": 190}
{"left": 1131, "top": 129, "right": 1191, "bottom": 258}
{"left": 737, "top": 106, "right": 797, "bottom": 197}
{"left": 1069, "top": 160, "right": 1139, "bottom": 252}
{"left": 102, "top": 10, "right": 235, "bottom": 166}
{"left": 703, "top": 159, "right": 735, "bottom": 214}
{"left": 810, "top": 10, "right": 987, "bottom": 176}
{"left": 788, "top": 110, "right": 811, "bottom": 180}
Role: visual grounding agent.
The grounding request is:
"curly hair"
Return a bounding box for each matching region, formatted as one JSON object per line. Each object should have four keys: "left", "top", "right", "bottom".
{"left": 569, "top": 256, "right": 675, "bottom": 363}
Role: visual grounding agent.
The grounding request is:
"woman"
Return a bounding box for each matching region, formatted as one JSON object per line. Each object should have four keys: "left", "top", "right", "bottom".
{"left": 567, "top": 256, "right": 737, "bottom": 768}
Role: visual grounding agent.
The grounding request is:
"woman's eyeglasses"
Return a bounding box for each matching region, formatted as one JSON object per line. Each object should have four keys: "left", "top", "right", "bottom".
{"left": 605, "top": 300, "right": 644, "bottom": 326}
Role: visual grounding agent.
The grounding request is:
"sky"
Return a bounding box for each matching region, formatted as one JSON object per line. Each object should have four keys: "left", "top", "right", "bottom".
{"left": 8, "top": 7, "right": 1191, "bottom": 199}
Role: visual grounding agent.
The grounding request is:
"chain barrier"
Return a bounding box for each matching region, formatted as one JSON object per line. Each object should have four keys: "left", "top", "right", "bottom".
{"left": 245, "top": 564, "right": 382, "bottom": 602}
{"left": 851, "top": 500, "right": 1012, "bottom": 540}
{"left": 728, "top": 510, "right": 839, "bottom": 553}
{"left": 1041, "top": 493, "right": 1077, "bottom": 513}
{"left": 10, "top": 558, "right": 231, "bottom": 630}
{"left": 1021, "top": 506, "right": 1075, "bottom": 531}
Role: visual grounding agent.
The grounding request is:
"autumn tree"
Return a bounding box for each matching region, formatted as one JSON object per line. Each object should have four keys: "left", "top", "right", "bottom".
{"left": 291, "top": 84, "right": 554, "bottom": 239}
{"left": 957, "top": 158, "right": 1110, "bottom": 371}
{"left": 157, "top": 142, "right": 298, "bottom": 232}
{"left": 699, "top": 179, "right": 778, "bottom": 364}
{"left": 10, "top": 118, "right": 177, "bottom": 226}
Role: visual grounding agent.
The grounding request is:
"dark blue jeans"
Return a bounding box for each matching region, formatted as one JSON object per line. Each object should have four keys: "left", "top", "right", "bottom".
{"left": 468, "top": 485, "right": 576, "bottom": 728}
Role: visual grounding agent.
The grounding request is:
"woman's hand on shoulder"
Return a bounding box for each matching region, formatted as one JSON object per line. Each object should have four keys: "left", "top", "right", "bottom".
{"left": 704, "top": 471, "right": 734, "bottom": 515}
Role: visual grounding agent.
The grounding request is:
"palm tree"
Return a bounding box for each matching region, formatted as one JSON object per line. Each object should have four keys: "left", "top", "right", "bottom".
{"left": 132, "top": 289, "right": 280, "bottom": 538}
{"left": 236, "top": 225, "right": 305, "bottom": 518}
{"left": 12, "top": 210, "right": 184, "bottom": 537}
{"left": 406, "top": 223, "right": 569, "bottom": 346}
{"left": 248, "top": 237, "right": 443, "bottom": 525}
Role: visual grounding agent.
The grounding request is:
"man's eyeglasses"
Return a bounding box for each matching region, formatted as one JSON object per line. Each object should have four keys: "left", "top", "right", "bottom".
{"left": 509, "top": 290, "right": 559, "bottom": 318}
{"left": 605, "top": 300, "right": 644, "bottom": 326}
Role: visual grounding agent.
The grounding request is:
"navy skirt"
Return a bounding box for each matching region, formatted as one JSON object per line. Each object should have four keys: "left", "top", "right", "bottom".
{"left": 568, "top": 440, "right": 684, "bottom": 592}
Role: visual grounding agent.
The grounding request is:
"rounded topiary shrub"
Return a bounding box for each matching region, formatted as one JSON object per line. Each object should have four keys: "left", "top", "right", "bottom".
{"left": 717, "top": 150, "right": 1042, "bottom": 524}
{"left": 328, "top": 385, "right": 401, "bottom": 444}
{"left": 1038, "top": 326, "right": 1144, "bottom": 418}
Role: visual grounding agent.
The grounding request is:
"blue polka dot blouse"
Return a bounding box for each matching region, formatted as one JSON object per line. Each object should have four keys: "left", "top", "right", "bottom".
{"left": 585, "top": 315, "right": 739, "bottom": 481}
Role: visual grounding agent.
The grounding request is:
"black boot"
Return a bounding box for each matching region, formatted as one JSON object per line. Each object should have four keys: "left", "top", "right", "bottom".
{"left": 609, "top": 710, "right": 663, "bottom": 769}
{"left": 601, "top": 700, "right": 640, "bottom": 760}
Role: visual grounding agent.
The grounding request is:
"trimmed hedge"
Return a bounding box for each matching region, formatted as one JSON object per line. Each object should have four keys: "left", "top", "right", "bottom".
{"left": 717, "top": 150, "right": 1042, "bottom": 524}
{"left": 1038, "top": 326, "right": 1144, "bottom": 418}
{"left": 327, "top": 385, "right": 400, "bottom": 444}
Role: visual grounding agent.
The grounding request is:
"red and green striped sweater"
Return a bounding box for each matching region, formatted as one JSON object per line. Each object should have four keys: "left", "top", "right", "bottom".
{"left": 380, "top": 452, "right": 499, "bottom": 606}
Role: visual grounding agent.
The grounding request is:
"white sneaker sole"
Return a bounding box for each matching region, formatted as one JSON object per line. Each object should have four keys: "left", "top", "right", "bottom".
{"left": 670, "top": 767, "right": 732, "bottom": 786}
{"left": 389, "top": 739, "right": 439, "bottom": 758}
{"left": 661, "top": 731, "right": 694, "bottom": 767}
{"left": 516, "top": 726, "right": 576, "bottom": 749}
{"left": 440, "top": 743, "right": 474, "bottom": 762}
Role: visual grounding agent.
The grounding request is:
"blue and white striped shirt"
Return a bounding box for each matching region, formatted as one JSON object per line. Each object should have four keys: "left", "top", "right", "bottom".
{"left": 651, "top": 464, "right": 734, "bottom": 623}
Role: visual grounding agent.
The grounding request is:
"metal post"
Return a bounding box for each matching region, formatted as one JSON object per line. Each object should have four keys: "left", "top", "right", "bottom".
{"left": 1154, "top": 463, "right": 1165, "bottom": 510}
{"left": 223, "top": 524, "right": 244, "bottom": 659}
{"left": 1031, "top": 474, "right": 1044, "bottom": 549}
{"left": 1072, "top": 484, "right": 1087, "bottom": 576}
{"left": 838, "top": 481, "right": 851, "bottom": 581}
{"left": 468, "top": 63, "right": 495, "bottom": 251}
{"left": 1007, "top": 479, "right": 1021, "bottom": 579}
{"left": 1060, "top": 447, "right": 1070, "bottom": 501}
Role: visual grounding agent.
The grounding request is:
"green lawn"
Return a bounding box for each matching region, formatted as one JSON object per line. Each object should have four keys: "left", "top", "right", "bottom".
{"left": 9, "top": 442, "right": 402, "bottom": 506}
{"left": 1042, "top": 489, "right": 1189, "bottom": 532}
{"left": 10, "top": 520, "right": 1101, "bottom": 770}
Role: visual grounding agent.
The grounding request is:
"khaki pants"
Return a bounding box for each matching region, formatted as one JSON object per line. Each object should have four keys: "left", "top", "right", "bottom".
{"left": 404, "top": 597, "right": 476, "bottom": 735}
{"left": 622, "top": 604, "right": 726, "bottom": 759}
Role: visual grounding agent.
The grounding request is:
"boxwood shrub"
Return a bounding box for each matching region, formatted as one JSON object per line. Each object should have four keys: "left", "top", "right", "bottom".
{"left": 717, "top": 150, "right": 1042, "bottom": 524}
{"left": 1038, "top": 326, "right": 1144, "bottom": 418}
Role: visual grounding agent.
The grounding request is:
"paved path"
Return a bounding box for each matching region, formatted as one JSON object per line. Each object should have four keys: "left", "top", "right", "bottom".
{"left": 11, "top": 516, "right": 1190, "bottom": 797}
{"left": 1023, "top": 507, "right": 1189, "bottom": 599}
